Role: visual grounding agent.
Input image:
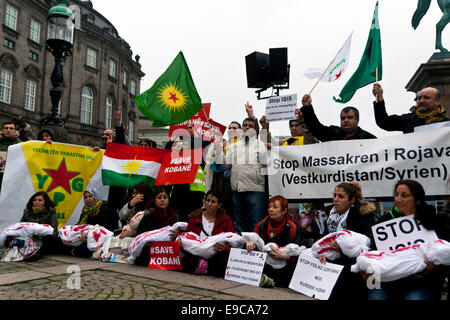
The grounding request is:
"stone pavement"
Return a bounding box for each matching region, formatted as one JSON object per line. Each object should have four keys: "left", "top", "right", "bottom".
{"left": 0, "top": 252, "right": 314, "bottom": 301}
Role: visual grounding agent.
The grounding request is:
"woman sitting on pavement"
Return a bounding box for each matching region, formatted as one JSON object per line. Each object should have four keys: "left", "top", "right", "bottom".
{"left": 5, "top": 191, "right": 63, "bottom": 261}
{"left": 318, "top": 182, "right": 376, "bottom": 301}
{"left": 67, "top": 188, "right": 118, "bottom": 258}
{"left": 180, "top": 190, "right": 234, "bottom": 277}
{"left": 246, "top": 195, "right": 306, "bottom": 288}
{"left": 131, "top": 187, "right": 180, "bottom": 266}
{"left": 366, "top": 179, "right": 450, "bottom": 300}
{"left": 118, "top": 182, "right": 153, "bottom": 230}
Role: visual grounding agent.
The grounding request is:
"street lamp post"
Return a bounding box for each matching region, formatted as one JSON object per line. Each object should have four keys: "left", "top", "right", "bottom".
{"left": 42, "top": 0, "right": 74, "bottom": 127}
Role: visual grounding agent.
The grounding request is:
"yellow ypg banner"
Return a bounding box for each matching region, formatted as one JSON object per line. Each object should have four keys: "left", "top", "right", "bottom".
{"left": 0, "top": 142, "right": 105, "bottom": 230}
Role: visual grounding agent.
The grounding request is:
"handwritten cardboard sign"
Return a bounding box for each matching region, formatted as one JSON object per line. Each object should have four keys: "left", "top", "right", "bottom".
{"left": 289, "top": 252, "right": 343, "bottom": 300}
{"left": 224, "top": 248, "right": 267, "bottom": 287}
{"left": 265, "top": 94, "right": 297, "bottom": 122}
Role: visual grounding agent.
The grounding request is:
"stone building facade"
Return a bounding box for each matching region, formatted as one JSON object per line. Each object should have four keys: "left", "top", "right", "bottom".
{"left": 0, "top": 0, "right": 144, "bottom": 147}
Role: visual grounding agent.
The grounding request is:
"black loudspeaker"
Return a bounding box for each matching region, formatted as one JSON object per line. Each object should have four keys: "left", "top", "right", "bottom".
{"left": 245, "top": 52, "right": 270, "bottom": 88}
{"left": 269, "top": 47, "right": 288, "bottom": 85}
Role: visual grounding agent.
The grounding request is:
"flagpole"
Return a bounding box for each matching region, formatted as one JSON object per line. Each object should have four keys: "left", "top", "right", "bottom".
{"left": 308, "top": 59, "right": 334, "bottom": 95}
{"left": 375, "top": 67, "right": 379, "bottom": 103}
{"left": 309, "top": 31, "right": 353, "bottom": 95}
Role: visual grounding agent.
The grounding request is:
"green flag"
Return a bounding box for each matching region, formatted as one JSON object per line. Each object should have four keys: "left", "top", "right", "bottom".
{"left": 333, "top": 1, "right": 382, "bottom": 103}
{"left": 136, "top": 51, "right": 203, "bottom": 127}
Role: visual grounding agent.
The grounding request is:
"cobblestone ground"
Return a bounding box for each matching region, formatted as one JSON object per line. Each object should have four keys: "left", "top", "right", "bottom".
{"left": 0, "top": 254, "right": 241, "bottom": 300}
{"left": 0, "top": 269, "right": 231, "bottom": 300}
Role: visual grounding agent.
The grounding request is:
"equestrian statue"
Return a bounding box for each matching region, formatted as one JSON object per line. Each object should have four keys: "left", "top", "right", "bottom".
{"left": 412, "top": 0, "right": 449, "bottom": 52}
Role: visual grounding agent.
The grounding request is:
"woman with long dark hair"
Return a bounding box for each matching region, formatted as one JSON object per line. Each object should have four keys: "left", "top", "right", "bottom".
{"left": 367, "top": 179, "right": 450, "bottom": 300}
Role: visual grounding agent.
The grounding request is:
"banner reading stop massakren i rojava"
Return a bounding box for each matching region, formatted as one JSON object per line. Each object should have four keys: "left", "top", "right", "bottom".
{"left": 268, "top": 127, "right": 450, "bottom": 200}
{"left": 0, "top": 141, "right": 108, "bottom": 231}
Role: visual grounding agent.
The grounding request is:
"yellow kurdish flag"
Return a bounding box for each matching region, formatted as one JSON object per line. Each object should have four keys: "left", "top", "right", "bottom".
{"left": 0, "top": 141, "right": 108, "bottom": 231}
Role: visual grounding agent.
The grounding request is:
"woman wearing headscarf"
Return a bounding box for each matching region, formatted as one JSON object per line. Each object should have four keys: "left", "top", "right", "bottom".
{"left": 66, "top": 188, "right": 117, "bottom": 258}
{"left": 78, "top": 188, "right": 118, "bottom": 232}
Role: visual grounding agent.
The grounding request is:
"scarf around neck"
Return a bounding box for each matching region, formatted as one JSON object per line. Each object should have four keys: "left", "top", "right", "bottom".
{"left": 79, "top": 199, "right": 102, "bottom": 225}
{"left": 410, "top": 104, "right": 447, "bottom": 124}
{"left": 32, "top": 207, "right": 47, "bottom": 214}
{"left": 268, "top": 216, "right": 286, "bottom": 239}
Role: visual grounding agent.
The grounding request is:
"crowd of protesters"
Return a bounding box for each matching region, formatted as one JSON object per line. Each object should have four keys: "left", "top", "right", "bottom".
{"left": 0, "top": 83, "right": 449, "bottom": 300}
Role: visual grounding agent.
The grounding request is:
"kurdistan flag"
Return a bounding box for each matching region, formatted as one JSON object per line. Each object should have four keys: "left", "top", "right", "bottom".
{"left": 135, "top": 51, "right": 203, "bottom": 127}
{"left": 101, "top": 143, "right": 169, "bottom": 189}
{"left": 333, "top": 1, "right": 382, "bottom": 103}
{"left": 0, "top": 142, "right": 107, "bottom": 231}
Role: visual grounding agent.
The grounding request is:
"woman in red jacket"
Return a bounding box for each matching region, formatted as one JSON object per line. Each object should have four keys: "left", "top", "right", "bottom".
{"left": 181, "top": 190, "right": 235, "bottom": 276}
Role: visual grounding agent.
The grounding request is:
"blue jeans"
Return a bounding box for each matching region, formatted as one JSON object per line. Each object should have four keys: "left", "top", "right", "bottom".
{"left": 367, "top": 287, "right": 441, "bottom": 300}
{"left": 233, "top": 191, "right": 266, "bottom": 233}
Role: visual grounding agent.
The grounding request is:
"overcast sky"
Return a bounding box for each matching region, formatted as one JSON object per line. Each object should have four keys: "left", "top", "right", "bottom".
{"left": 91, "top": 0, "right": 448, "bottom": 139}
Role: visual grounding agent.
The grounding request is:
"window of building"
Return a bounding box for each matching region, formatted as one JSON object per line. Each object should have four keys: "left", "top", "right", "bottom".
{"left": 24, "top": 79, "right": 36, "bottom": 111}
{"left": 105, "top": 96, "right": 113, "bottom": 129}
{"left": 4, "top": 39, "right": 15, "bottom": 49}
{"left": 130, "top": 79, "right": 136, "bottom": 96}
{"left": 128, "top": 120, "right": 134, "bottom": 141}
{"left": 0, "top": 69, "right": 13, "bottom": 103}
{"left": 81, "top": 87, "right": 93, "bottom": 125}
{"left": 122, "top": 70, "right": 127, "bottom": 86}
{"left": 109, "top": 59, "right": 116, "bottom": 78}
{"left": 29, "top": 19, "right": 41, "bottom": 43}
{"left": 5, "top": 4, "right": 18, "bottom": 31}
{"left": 29, "top": 51, "right": 38, "bottom": 61}
{"left": 86, "top": 48, "right": 97, "bottom": 69}
{"left": 87, "top": 13, "right": 95, "bottom": 24}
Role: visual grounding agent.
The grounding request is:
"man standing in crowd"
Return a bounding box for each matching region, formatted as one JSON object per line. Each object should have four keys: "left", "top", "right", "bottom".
{"left": 300, "top": 94, "right": 377, "bottom": 141}
{"left": 372, "top": 83, "right": 449, "bottom": 133}
{"left": 218, "top": 103, "right": 268, "bottom": 234}
{"left": 0, "top": 121, "right": 22, "bottom": 192}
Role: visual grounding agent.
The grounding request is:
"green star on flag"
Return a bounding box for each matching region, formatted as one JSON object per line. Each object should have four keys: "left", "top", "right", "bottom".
{"left": 136, "top": 51, "right": 203, "bottom": 127}
{"left": 333, "top": 1, "right": 382, "bottom": 103}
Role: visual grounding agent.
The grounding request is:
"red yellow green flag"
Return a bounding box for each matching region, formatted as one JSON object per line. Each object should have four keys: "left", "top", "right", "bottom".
{"left": 135, "top": 51, "right": 203, "bottom": 127}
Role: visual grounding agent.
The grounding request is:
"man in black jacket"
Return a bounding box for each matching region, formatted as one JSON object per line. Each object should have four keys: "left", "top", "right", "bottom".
{"left": 372, "top": 83, "right": 449, "bottom": 133}
{"left": 299, "top": 94, "right": 376, "bottom": 142}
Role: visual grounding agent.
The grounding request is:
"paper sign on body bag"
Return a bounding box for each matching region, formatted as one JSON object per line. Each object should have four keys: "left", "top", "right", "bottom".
{"left": 147, "top": 241, "right": 182, "bottom": 271}
{"left": 224, "top": 248, "right": 267, "bottom": 287}
{"left": 289, "top": 252, "right": 344, "bottom": 300}
{"left": 95, "top": 236, "right": 134, "bottom": 263}
{"left": 371, "top": 215, "right": 438, "bottom": 251}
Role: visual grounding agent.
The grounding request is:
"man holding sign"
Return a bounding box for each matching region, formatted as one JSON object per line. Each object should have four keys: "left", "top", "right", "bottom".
{"left": 368, "top": 179, "right": 450, "bottom": 300}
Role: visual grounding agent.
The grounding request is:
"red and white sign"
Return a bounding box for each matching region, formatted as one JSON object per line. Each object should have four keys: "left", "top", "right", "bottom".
{"left": 169, "top": 103, "right": 226, "bottom": 142}
{"left": 147, "top": 241, "right": 182, "bottom": 271}
{"left": 154, "top": 149, "right": 203, "bottom": 186}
